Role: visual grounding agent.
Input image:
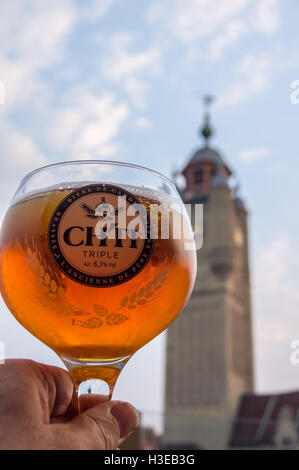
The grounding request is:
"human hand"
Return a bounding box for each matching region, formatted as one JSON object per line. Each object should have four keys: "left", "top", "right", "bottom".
{"left": 0, "top": 359, "right": 139, "bottom": 450}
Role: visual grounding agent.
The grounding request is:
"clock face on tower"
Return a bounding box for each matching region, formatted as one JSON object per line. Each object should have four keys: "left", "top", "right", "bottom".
{"left": 234, "top": 226, "right": 244, "bottom": 247}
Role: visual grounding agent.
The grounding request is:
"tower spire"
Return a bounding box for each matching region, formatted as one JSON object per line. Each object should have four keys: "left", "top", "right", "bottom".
{"left": 200, "top": 94, "right": 215, "bottom": 146}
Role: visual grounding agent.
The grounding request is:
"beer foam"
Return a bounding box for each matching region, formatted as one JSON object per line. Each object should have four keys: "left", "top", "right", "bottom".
{"left": 12, "top": 180, "right": 180, "bottom": 208}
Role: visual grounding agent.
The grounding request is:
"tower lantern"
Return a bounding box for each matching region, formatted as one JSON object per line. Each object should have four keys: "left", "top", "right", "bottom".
{"left": 182, "top": 96, "right": 232, "bottom": 200}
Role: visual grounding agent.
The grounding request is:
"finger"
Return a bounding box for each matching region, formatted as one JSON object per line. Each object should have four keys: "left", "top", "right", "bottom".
{"left": 0, "top": 359, "right": 74, "bottom": 421}
{"left": 65, "top": 392, "right": 109, "bottom": 419}
{"left": 50, "top": 396, "right": 109, "bottom": 424}
{"left": 51, "top": 394, "right": 109, "bottom": 423}
{"left": 63, "top": 386, "right": 80, "bottom": 419}
{"left": 51, "top": 416, "right": 71, "bottom": 424}
{"left": 79, "top": 394, "right": 109, "bottom": 413}
{"left": 119, "top": 430, "right": 134, "bottom": 446}
{"left": 49, "top": 401, "right": 139, "bottom": 450}
{"left": 30, "top": 361, "right": 75, "bottom": 418}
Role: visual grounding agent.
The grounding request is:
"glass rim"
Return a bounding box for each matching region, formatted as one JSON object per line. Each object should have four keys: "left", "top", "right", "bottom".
{"left": 20, "top": 159, "right": 174, "bottom": 187}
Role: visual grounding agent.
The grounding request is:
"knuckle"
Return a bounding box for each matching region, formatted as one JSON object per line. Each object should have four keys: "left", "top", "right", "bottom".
{"left": 3, "top": 359, "right": 37, "bottom": 383}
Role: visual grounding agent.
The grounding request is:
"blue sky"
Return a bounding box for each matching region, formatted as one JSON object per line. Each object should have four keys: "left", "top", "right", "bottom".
{"left": 0, "top": 0, "right": 299, "bottom": 431}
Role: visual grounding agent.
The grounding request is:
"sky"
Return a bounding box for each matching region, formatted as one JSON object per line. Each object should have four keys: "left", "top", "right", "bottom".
{"left": 0, "top": 0, "right": 299, "bottom": 432}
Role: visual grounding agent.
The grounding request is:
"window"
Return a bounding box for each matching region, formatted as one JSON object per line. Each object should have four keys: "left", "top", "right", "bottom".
{"left": 194, "top": 169, "right": 203, "bottom": 184}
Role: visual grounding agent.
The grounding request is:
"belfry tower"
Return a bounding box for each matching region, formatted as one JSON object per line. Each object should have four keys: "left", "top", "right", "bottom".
{"left": 164, "top": 97, "right": 254, "bottom": 450}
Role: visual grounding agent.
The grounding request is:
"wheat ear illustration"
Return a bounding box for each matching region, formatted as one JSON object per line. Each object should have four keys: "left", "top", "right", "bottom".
{"left": 118, "top": 267, "right": 169, "bottom": 310}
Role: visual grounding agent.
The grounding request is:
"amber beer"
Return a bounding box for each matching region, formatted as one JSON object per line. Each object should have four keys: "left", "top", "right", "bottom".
{"left": 0, "top": 183, "right": 196, "bottom": 363}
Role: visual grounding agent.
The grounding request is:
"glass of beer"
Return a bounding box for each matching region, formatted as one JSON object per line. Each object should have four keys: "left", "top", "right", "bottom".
{"left": 0, "top": 161, "right": 196, "bottom": 398}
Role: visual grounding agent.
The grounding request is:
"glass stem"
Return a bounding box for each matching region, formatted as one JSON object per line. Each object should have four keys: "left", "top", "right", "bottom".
{"left": 61, "top": 356, "right": 131, "bottom": 408}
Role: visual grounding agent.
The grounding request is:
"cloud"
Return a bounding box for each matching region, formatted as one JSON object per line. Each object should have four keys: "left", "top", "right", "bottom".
{"left": 0, "top": 0, "right": 75, "bottom": 65}
{"left": 0, "top": 124, "right": 46, "bottom": 172}
{"left": 101, "top": 33, "right": 161, "bottom": 107}
{"left": 72, "top": 94, "right": 128, "bottom": 158}
{"left": 0, "top": 56, "right": 46, "bottom": 110}
{"left": 0, "top": 117, "right": 47, "bottom": 213}
{"left": 0, "top": 0, "right": 77, "bottom": 215}
{"left": 146, "top": 0, "right": 281, "bottom": 63}
{"left": 45, "top": 90, "right": 129, "bottom": 159}
{"left": 208, "top": 20, "right": 247, "bottom": 61}
{"left": 255, "top": 236, "right": 290, "bottom": 293}
{"left": 0, "top": 1, "right": 130, "bottom": 169}
{"left": 237, "top": 146, "right": 270, "bottom": 163}
{"left": 253, "top": 235, "right": 299, "bottom": 391}
{"left": 80, "top": 0, "right": 116, "bottom": 21}
{"left": 134, "top": 117, "right": 152, "bottom": 129}
{"left": 0, "top": 0, "right": 76, "bottom": 109}
{"left": 153, "top": 0, "right": 249, "bottom": 44}
{"left": 217, "top": 54, "right": 271, "bottom": 107}
{"left": 0, "top": 81, "right": 4, "bottom": 105}
{"left": 253, "top": 0, "right": 281, "bottom": 35}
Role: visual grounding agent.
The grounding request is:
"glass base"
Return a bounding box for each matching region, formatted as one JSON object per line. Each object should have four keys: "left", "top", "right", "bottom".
{"left": 61, "top": 355, "right": 131, "bottom": 399}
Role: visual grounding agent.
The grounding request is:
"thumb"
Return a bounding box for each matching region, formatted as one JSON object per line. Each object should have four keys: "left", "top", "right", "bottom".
{"left": 53, "top": 400, "right": 139, "bottom": 450}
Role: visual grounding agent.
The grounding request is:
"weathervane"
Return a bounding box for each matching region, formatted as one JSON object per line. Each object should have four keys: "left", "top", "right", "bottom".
{"left": 200, "top": 94, "right": 215, "bottom": 145}
{"left": 204, "top": 94, "right": 215, "bottom": 108}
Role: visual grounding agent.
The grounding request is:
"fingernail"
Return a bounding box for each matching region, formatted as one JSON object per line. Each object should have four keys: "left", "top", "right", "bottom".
{"left": 110, "top": 403, "right": 139, "bottom": 439}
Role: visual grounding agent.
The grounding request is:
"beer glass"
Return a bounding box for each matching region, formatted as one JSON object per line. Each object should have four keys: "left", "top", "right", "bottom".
{"left": 0, "top": 161, "right": 196, "bottom": 399}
